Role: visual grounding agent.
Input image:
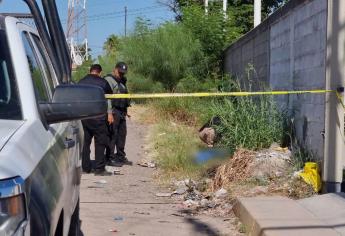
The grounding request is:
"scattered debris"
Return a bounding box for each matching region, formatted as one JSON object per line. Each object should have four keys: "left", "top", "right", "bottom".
{"left": 108, "top": 229, "right": 118, "bottom": 232}
{"left": 94, "top": 180, "right": 107, "bottom": 184}
{"left": 155, "top": 192, "right": 172, "bottom": 197}
{"left": 87, "top": 185, "right": 104, "bottom": 189}
{"left": 113, "top": 216, "right": 124, "bottom": 221}
{"left": 171, "top": 213, "right": 185, "bottom": 217}
{"left": 134, "top": 211, "right": 150, "bottom": 215}
{"left": 129, "top": 233, "right": 136, "bottom": 236}
{"left": 113, "top": 170, "right": 121, "bottom": 175}
{"left": 138, "top": 160, "right": 156, "bottom": 168}
{"left": 184, "top": 189, "right": 202, "bottom": 201}
{"left": 158, "top": 220, "right": 170, "bottom": 223}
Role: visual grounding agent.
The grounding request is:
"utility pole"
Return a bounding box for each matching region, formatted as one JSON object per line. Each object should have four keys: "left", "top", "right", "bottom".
{"left": 205, "top": 0, "right": 208, "bottom": 14}
{"left": 254, "top": 0, "right": 261, "bottom": 27}
{"left": 124, "top": 6, "right": 127, "bottom": 37}
{"left": 323, "top": 0, "right": 345, "bottom": 193}
{"left": 223, "top": 0, "right": 227, "bottom": 19}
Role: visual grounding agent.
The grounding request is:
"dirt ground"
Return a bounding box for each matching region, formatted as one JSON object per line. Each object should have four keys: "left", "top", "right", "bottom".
{"left": 79, "top": 118, "right": 239, "bottom": 236}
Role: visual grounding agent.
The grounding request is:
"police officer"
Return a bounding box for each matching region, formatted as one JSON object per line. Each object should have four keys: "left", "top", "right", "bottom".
{"left": 79, "top": 64, "right": 113, "bottom": 176}
{"left": 105, "top": 62, "right": 132, "bottom": 165}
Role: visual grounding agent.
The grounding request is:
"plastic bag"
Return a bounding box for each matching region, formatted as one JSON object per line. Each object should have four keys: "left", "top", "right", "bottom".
{"left": 299, "top": 162, "right": 321, "bottom": 192}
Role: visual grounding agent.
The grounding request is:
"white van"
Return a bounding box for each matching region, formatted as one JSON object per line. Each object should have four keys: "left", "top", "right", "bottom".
{"left": 0, "top": 2, "right": 106, "bottom": 235}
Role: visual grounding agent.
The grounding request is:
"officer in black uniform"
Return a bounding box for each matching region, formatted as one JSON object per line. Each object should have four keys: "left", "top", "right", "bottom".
{"left": 78, "top": 64, "right": 113, "bottom": 176}
{"left": 104, "top": 62, "right": 132, "bottom": 165}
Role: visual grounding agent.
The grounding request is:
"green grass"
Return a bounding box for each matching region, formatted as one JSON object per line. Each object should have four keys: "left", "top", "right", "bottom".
{"left": 210, "top": 96, "right": 286, "bottom": 151}
{"left": 151, "top": 121, "right": 202, "bottom": 177}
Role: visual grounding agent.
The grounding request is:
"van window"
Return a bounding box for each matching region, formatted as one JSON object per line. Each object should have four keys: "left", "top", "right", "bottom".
{"left": 31, "top": 34, "right": 57, "bottom": 91}
{"left": 22, "top": 32, "right": 50, "bottom": 102}
{"left": 0, "top": 30, "right": 22, "bottom": 120}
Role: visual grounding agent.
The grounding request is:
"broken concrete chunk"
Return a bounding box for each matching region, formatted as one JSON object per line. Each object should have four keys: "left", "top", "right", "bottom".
{"left": 173, "top": 186, "right": 188, "bottom": 195}
{"left": 200, "top": 199, "right": 210, "bottom": 208}
{"left": 183, "top": 199, "right": 199, "bottom": 207}
{"left": 214, "top": 188, "right": 228, "bottom": 199}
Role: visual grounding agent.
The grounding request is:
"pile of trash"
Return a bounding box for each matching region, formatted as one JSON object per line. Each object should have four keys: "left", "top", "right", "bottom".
{"left": 155, "top": 178, "right": 233, "bottom": 216}
{"left": 213, "top": 144, "right": 291, "bottom": 190}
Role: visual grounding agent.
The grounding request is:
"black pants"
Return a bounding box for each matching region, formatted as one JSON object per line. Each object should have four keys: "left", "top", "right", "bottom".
{"left": 81, "top": 118, "right": 108, "bottom": 171}
{"left": 106, "top": 110, "right": 127, "bottom": 160}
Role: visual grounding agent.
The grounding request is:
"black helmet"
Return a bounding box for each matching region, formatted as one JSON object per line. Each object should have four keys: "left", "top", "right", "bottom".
{"left": 115, "top": 62, "right": 128, "bottom": 73}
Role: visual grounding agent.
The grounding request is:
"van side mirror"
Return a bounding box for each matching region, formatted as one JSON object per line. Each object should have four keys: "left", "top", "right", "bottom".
{"left": 41, "top": 84, "right": 106, "bottom": 124}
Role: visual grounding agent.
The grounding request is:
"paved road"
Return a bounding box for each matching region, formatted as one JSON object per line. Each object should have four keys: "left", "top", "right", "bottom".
{"left": 80, "top": 119, "right": 235, "bottom": 236}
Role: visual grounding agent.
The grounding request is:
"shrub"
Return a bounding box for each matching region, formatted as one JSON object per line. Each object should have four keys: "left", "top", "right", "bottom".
{"left": 121, "top": 21, "right": 205, "bottom": 91}
{"left": 72, "top": 59, "right": 93, "bottom": 82}
{"left": 127, "top": 73, "right": 164, "bottom": 94}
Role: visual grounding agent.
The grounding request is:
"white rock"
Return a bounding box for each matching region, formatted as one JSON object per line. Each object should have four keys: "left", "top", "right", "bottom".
{"left": 173, "top": 186, "right": 188, "bottom": 195}
{"left": 183, "top": 199, "right": 199, "bottom": 207}
{"left": 200, "top": 199, "right": 209, "bottom": 208}
{"left": 275, "top": 171, "right": 283, "bottom": 177}
{"left": 214, "top": 188, "right": 228, "bottom": 199}
{"left": 208, "top": 201, "right": 217, "bottom": 208}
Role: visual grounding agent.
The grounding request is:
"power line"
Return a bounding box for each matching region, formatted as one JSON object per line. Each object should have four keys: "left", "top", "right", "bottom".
{"left": 87, "top": 5, "right": 164, "bottom": 19}
{"left": 87, "top": 0, "right": 137, "bottom": 8}
{"left": 61, "top": 5, "right": 167, "bottom": 23}
{"left": 86, "top": 9, "right": 167, "bottom": 23}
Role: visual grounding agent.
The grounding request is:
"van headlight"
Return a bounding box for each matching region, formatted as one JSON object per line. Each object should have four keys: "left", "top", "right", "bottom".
{"left": 0, "top": 177, "right": 27, "bottom": 235}
{"left": 0, "top": 194, "right": 26, "bottom": 235}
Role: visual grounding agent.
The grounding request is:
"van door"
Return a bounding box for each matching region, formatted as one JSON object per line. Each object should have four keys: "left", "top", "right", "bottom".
{"left": 26, "top": 33, "right": 82, "bottom": 229}
{"left": 19, "top": 25, "right": 78, "bottom": 235}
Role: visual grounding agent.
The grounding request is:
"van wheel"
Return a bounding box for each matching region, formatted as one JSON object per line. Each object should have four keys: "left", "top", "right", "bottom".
{"left": 68, "top": 199, "right": 82, "bottom": 236}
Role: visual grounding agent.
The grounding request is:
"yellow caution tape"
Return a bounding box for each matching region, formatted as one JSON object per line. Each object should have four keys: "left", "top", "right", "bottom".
{"left": 336, "top": 91, "right": 345, "bottom": 110}
{"left": 105, "top": 89, "right": 334, "bottom": 99}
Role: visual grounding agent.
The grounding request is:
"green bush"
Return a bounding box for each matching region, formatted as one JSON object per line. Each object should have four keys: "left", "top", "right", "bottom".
{"left": 127, "top": 73, "right": 164, "bottom": 94}
{"left": 152, "top": 97, "right": 215, "bottom": 126}
{"left": 181, "top": 4, "right": 242, "bottom": 72}
{"left": 121, "top": 21, "right": 205, "bottom": 91}
{"left": 97, "top": 54, "right": 117, "bottom": 75}
{"left": 72, "top": 59, "right": 93, "bottom": 82}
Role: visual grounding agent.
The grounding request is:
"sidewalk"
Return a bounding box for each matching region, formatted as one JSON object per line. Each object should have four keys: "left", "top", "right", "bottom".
{"left": 234, "top": 193, "right": 345, "bottom": 236}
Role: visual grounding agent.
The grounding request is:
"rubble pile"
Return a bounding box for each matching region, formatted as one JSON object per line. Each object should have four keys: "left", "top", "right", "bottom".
{"left": 213, "top": 145, "right": 291, "bottom": 190}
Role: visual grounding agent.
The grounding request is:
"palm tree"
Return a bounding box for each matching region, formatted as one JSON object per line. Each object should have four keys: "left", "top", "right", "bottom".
{"left": 103, "top": 34, "right": 119, "bottom": 57}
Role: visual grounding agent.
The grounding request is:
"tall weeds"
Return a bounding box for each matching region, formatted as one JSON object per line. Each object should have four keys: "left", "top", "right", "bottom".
{"left": 211, "top": 96, "right": 286, "bottom": 151}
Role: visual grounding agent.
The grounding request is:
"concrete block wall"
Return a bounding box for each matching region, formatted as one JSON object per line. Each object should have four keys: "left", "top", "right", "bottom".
{"left": 270, "top": 0, "right": 328, "bottom": 158}
{"left": 223, "top": 0, "right": 329, "bottom": 159}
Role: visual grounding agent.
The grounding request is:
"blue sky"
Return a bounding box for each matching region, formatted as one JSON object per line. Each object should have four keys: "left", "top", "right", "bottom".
{"left": 0, "top": 0, "right": 175, "bottom": 57}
